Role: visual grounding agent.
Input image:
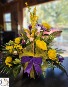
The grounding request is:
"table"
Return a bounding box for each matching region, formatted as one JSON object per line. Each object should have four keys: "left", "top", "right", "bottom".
{"left": 14, "top": 57, "right": 68, "bottom": 87}
{"left": 0, "top": 57, "right": 68, "bottom": 87}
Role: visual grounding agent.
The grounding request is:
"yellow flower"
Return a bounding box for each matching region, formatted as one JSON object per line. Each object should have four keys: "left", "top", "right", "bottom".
{"left": 6, "top": 46, "right": 13, "bottom": 53}
{"left": 36, "top": 40, "right": 47, "bottom": 50}
{"left": 14, "top": 44, "right": 17, "bottom": 48}
{"left": 15, "top": 37, "right": 21, "bottom": 44}
{"left": 16, "top": 45, "right": 23, "bottom": 50}
{"left": 30, "top": 7, "right": 38, "bottom": 29}
{"left": 42, "top": 22, "right": 51, "bottom": 29}
{"left": 14, "top": 44, "right": 23, "bottom": 54}
{"left": 48, "top": 49, "right": 57, "bottom": 60}
{"left": 5, "top": 56, "right": 12, "bottom": 67}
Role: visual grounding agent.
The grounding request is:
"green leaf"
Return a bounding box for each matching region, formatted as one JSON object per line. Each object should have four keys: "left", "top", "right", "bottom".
{"left": 46, "top": 59, "right": 68, "bottom": 76}
{"left": 54, "top": 62, "right": 68, "bottom": 76}
{"left": 55, "top": 48, "right": 64, "bottom": 54}
{"left": 13, "top": 65, "right": 21, "bottom": 78}
{"left": 51, "top": 31, "right": 62, "bottom": 37}
{"left": 0, "top": 64, "right": 12, "bottom": 75}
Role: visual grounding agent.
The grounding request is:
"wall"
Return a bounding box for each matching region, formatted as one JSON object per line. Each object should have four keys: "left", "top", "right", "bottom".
{"left": 0, "top": 6, "right": 3, "bottom": 25}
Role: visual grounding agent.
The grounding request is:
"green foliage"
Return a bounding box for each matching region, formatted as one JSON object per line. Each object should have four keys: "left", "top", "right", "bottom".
{"left": 13, "top": 65, "right": 21, "bottom": 78}
{"left": 0, "top": 64, "right": 13, "bottom": 75}
{"left": 54, "top": 62, "right": 68, "bottom": 76}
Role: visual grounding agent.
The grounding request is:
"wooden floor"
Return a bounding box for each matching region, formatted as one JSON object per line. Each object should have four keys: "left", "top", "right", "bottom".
{"left": 0, "top": 57, "right": 68, "bottom": 87}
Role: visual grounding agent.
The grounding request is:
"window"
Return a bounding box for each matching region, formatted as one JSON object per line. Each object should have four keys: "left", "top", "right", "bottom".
{"left": 4, "top": 13, "right": 12, "bottom": 31}
{"left": 23, "top": 0, "right": 68, "bottom": 57}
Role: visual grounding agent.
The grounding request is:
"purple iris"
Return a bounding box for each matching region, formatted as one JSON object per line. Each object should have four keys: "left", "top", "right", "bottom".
{"left": 37, "top": 24, "right": 46, "bottom": 31}
{"left": 21, "top": 56, "right": 42, "bottom": 76}
{"left": 57, "top": 54, "right": 64, "bottom": 62}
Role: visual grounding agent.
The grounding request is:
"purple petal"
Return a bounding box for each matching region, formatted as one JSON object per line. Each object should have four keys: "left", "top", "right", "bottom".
{"left": 59, "top": 58, "right": 64, "bottom": 62}
{"left": 28, "top": 25, "right": 32, "bottom": 30}
{"left": 57, "top": 54, "right": 64, "bottom": 62}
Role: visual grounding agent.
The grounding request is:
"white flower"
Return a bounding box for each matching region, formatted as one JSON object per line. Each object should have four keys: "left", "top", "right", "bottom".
{"left": 13, "top": 51, "right": 18, "bottom": 55}
{"left": 37, "top": 26, "right": 41, "bottom": 32}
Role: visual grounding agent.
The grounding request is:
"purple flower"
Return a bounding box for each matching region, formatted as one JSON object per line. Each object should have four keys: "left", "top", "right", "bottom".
{"left": 57, "top": 54, "right": 64, "bottom": 62}
{"left": 28, "top": 25, "right": 32, "bottom": 30}
{"left": 41, "top": 26, "right": 46, "bottom": 31}
{"left": 22, "top": 40, "right": 26, "bottom": 44}
{"left": 59, "top": 58, "right": 64, "bottom": 62}
{"left": 21, "top": 40, "right": 26, "bottom": 48}
{"left": 37, "top": 24, "right": 46, "bottom": 32}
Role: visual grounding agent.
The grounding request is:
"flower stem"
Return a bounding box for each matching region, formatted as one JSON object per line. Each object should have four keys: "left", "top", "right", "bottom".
{"left": 33, "top": 32, "right": 35, "bottom": 56}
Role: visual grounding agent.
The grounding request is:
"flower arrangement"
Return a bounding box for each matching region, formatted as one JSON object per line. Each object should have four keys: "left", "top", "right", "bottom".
{"left": 0, "top": 4, "right": 67, "bottom": 79}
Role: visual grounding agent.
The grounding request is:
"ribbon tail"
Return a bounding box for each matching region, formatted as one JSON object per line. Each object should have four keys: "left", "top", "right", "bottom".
{"left": 24, "top": 62, "right": 33, "bottom": 75}
{"left": 34, "top": 63, "right": 42, "bottom": 75}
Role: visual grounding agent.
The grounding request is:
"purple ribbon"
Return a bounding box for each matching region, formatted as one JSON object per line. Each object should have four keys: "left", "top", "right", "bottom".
{"left": 21, "top": 56, "right": 42, "bottom": 75}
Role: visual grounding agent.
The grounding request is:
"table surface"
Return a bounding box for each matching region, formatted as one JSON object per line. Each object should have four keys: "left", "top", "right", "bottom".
{"left": 0, "top": 57, "right": 68, "bottom": 87}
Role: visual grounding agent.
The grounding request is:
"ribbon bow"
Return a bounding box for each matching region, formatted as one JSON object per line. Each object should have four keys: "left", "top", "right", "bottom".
{"left": 21, "top": 56, "right": 42, "bottom": 75}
